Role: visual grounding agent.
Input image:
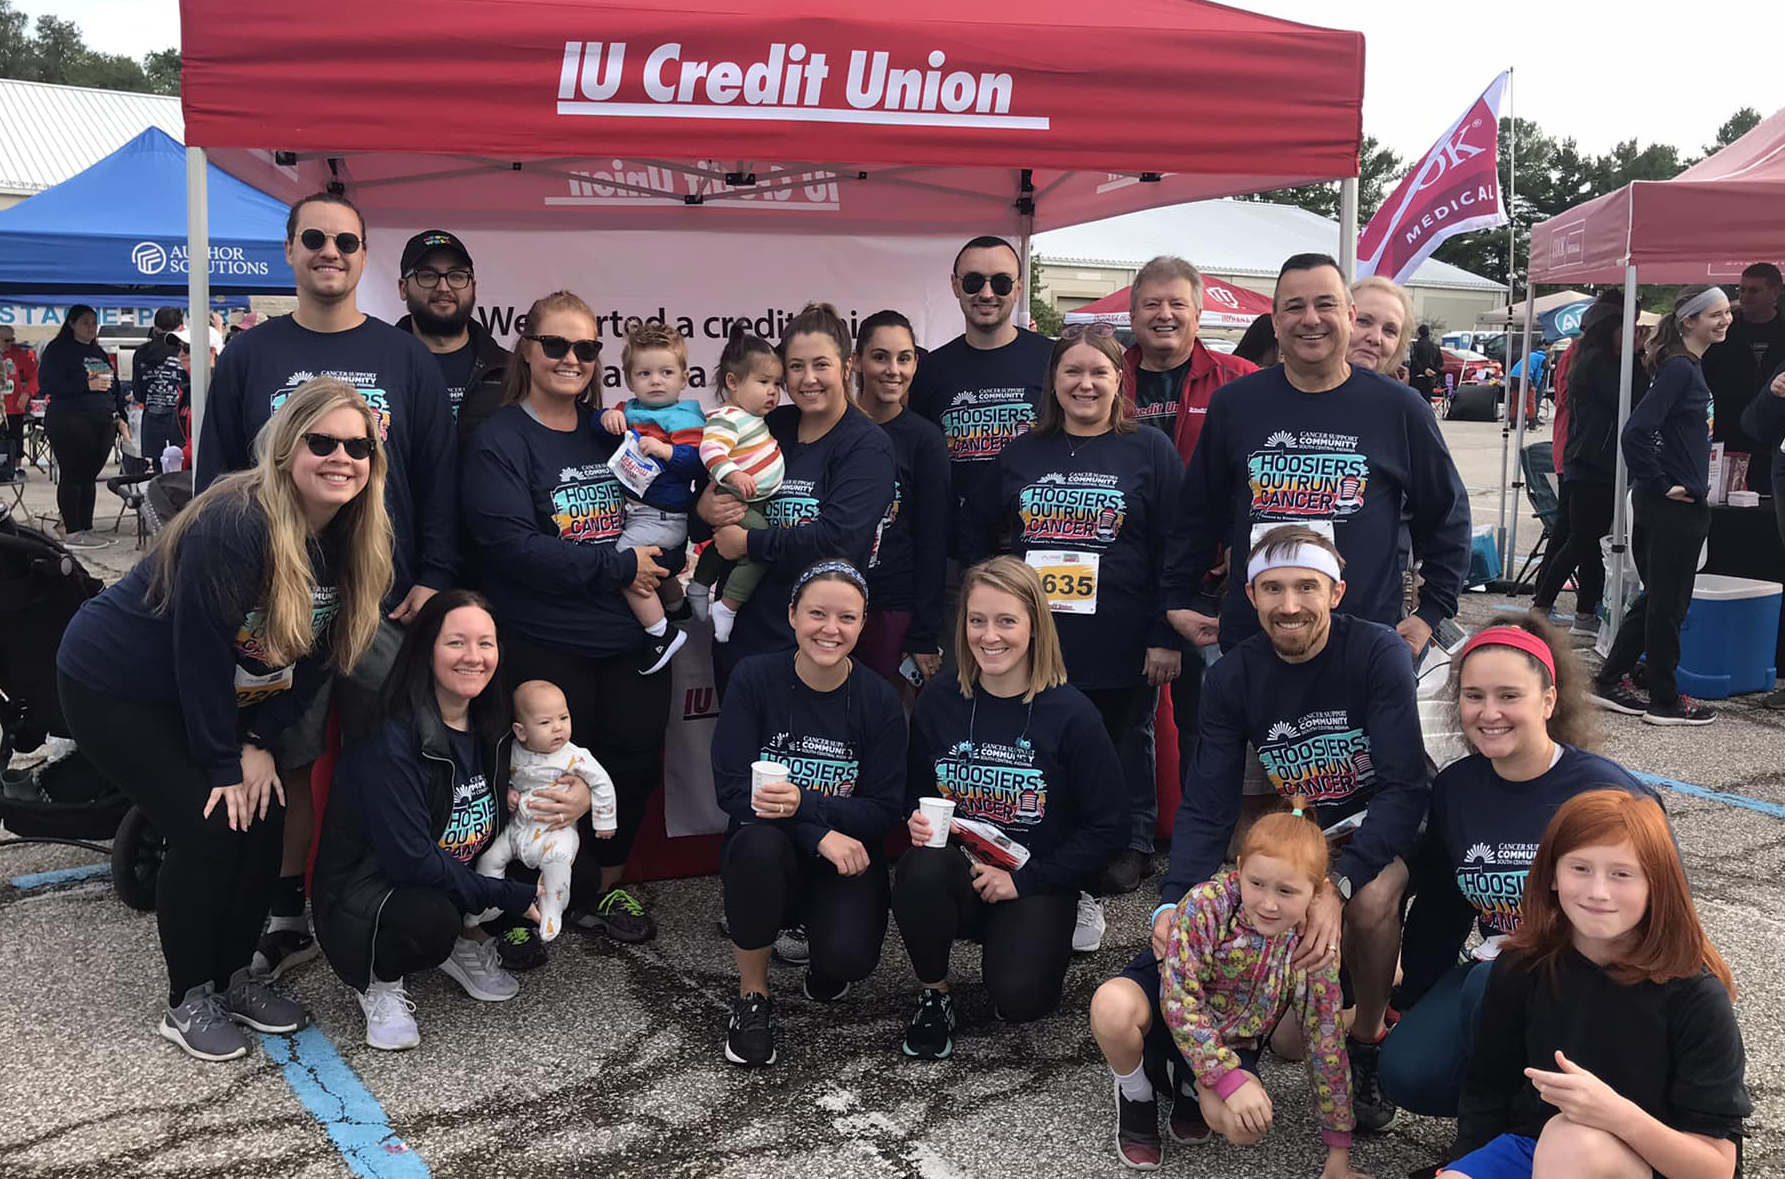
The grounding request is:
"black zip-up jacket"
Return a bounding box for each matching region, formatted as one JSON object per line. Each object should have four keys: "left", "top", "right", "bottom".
{"left": 1560, "top": 347, "right": 1649, "bottom": 483}
{"left": 393, "top": 314, "right": 511, "bottom": 443}
{"left": 312, "top": 712, "right": 525, "bottom": 990}
{"left": 1740, "top": 360, "right": 1785, "bottom": 490}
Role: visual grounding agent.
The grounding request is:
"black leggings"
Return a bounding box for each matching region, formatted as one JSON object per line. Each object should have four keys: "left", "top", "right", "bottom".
{"left": 58, "top": 672, "right": 285, "bottom": 1007}
{"left": 44, "top": 410, "right": 114, "bottom": 532}
{"left": 2, "top": 412, "right": 23, "bottom": 473}
{"left": 372, "top": 887, "right": 461, "bottom": 983}
{"left": 501, "top": 635, "right": 670, "bottom": 900}
{"left": 1533, "top": 479, "right": 1614, "bottom": 613}
{"left": 1599, "top": 487, "right": 1712, "bottom": 706}
{"left": 891, "top": 846, "right": 1077, "bottom": 1022}
{"left": 721, "top": 824, "right": 889, "bottom": 984}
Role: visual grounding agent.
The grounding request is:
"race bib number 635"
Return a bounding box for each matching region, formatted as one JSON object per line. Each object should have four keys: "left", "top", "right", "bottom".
{"left": 1024, "top": 549, "right": 1099, "bottom": 615}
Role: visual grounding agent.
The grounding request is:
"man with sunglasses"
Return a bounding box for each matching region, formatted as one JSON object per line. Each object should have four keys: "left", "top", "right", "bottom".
{"left": 392, "top": 230, "right": 510, "bottom": 439}
{"left": 199, "top": 191, "right": 459, "bottom": 983}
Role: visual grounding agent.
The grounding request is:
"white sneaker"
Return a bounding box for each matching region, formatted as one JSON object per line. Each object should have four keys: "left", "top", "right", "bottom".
{"left": 1073, "top": 891, "right": 1106, "bottom": 953}
{"left": 357, "top": 978, "right": 420, "bottom": 1051}
{"left": 438, "top": 936, "right": 520, "bottom": 1001}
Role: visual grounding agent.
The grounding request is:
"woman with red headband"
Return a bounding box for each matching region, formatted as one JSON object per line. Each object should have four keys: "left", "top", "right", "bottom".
{"left": 1377, "top": 614, "right": 1661, "bottom": 1127}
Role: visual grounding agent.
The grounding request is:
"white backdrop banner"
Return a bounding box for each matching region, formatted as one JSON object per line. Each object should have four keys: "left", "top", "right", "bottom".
{"left": 362, "top": 226, "right": 971, "bottom": 407}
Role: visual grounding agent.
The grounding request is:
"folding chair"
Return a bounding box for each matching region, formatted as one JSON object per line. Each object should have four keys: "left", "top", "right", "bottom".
{"left": 106, "top": 439, "right": 154, "bottom": 549}
{"left": 1510, "top": 441, "right": 1560, "bottom": 591}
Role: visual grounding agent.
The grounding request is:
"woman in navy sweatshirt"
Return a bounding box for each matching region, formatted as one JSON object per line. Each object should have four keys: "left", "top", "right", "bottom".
{"left": 40, "top": 303, "right": 130, "bottom": 545}
{"left": 463, "top": 291, "right": 675, "bottom": 945}
{"left": 699, "top": 303, "right": 895, "bottom": 695}
{"left": 895, "top": 556, "right": 1127, "bottom": 1060}
{"left": 1379, "top": 615, "right": 1660, "bottom": 1120}
{"left": 313, "top": 590, "right": 589, "bottom": 1051}
{"left": 710, "top": 560, "right": 906, "bottom": 1068}
{"left": 961, "top": 324, "right": 1183, "bottom": 887}
{"left": 1593, "top": 285, "right": 1733, "bottom": 727}
{"left": 56, "top": 377, "right": 391, "bottom": 1063}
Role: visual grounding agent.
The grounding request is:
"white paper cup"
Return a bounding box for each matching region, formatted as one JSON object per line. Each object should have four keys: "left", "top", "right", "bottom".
{"left": 918, "top": 797, "right": 955, "bottom": 848}
{"left": 751, "top": 760, "right": 790, "bottom": 811}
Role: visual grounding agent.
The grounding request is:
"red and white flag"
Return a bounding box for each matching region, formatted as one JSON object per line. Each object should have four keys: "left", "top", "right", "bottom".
{"left": 1356, "top": 72, "right": 1510, "bottom": 284}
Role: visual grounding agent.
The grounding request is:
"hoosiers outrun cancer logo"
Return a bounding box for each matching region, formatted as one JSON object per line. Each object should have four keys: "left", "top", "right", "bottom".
{"left": 132, "top": 241, "right": 168, "bottom": 276}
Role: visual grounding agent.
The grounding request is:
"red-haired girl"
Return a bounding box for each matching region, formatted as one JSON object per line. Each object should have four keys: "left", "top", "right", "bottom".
{"left": 1442, "top": 789, "right": 1748, "bottom": 1179}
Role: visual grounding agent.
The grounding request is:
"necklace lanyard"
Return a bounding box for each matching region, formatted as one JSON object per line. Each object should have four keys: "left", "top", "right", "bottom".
{"left": 964, "top": 690, "right": 1035, "bottom": 761}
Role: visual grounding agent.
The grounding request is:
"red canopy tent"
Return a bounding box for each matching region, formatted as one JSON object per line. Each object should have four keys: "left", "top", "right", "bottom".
{"left": 1525, "top": 105, "right": 1785, "bottom": 646}
{"left": 1062, "top": 276, "right": 1274, "bottom": 329}
{"left": 176, "top": 0, "right": 1366, "bottom": 877}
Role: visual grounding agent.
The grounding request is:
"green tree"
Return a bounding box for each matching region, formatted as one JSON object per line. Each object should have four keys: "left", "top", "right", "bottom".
{"left": 1706, "top": 107, "right": 1761, "bottom": 154}
{"left": 0, "top": 0, "right": 179, "bottom": 93}
{"left": 143, "top": 47, "right": 181, "bottom": 95}
{"left": 1028, "top": 254, "right": 1064, "bottom": 337}
{"left": 1235, "top": 134, "right": 1405, "bottom": 221}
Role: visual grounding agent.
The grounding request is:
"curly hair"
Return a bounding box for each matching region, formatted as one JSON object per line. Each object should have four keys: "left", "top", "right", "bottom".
{"left": 1445, "top": 611, "right": 1601, "bottom": 754}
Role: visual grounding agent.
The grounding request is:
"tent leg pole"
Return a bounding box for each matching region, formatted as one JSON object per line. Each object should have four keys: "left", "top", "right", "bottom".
{"left": 1502, "top": 287, "right": 1539, "bottom": 594}
{"left": 1017, "top": 209, "right": 1035, "bottom": 331}
{"left": 1605, "top": 263, "right": 1640, "bottom": 652}
{"left": 1339, "top": 177, "right": 1358, "bottom": 282}
{"left": 187, "top": 146, "right": 212, "bottom": 460}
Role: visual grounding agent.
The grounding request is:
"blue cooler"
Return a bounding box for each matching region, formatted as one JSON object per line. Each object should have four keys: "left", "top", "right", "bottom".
{"left": 1675, "top": 574, "right": 1782, "bottom": 699}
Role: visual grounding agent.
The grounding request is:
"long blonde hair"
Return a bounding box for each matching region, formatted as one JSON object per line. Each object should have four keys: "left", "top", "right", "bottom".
{"left": 953, "top": 556, "right": 1068, "bottom": 702}
{"left": 151, "top": 378, "right": 392, "bottom": 673}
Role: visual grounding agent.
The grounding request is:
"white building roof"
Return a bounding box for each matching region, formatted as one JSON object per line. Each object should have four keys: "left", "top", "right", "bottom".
{"left": 0, "top": 79, "right": 184, "bottom": 196}
{"left": 1035, "top": 199, "right": 1504, "bottom": 292}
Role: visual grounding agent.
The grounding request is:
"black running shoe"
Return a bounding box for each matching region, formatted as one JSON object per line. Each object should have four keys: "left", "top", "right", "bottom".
{"left": 1347, "top": 1033, "right": 1397, "bottom": 1132}
{"left": 570, "top": 887, "right": 657, "bottom": 943}
{"left": 251, "top": 924, "right": 320, "bottom": 980}
{"left": 725, "top": 992, "right": 776, "bottom": 1067}
{"left": 483, "top": 914, "right": 548, "bottom": 972}
{"left": 802, "top": 969, "right": 851, "bottom": 1003}
{"left": 1113, "top": 1079, "right": 1163, "bottom": 1170}
{"left": 638, "top": 626, "right": 687, "bottom": 675}
{"left": 1643, "top": 696, "right": 1715, "bottom": 727}
{"left": 1101, "top": 848, "right": 1151, "bottom": 895}
{"left": 1590, "top": 675, "right": 1648, "bottom": 716}
{"left": 901, "top": 988, "right": 956, "bottom": 1060}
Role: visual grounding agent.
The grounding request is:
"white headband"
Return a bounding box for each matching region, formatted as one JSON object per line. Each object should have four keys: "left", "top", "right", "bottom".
{"left": 1676, "top": 288, "right": 1726, "bottom": 322}
{"left": 1247, "top": 543, "right": 1343, "bottom": 586}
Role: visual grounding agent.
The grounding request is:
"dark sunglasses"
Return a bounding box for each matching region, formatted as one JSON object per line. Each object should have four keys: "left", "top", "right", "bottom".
{"left": 524, "top": 334, "right": 601, "bottom": 362}
{"left": 1060, "top": 321, "right": 1117, "bottom": 341}
{"left": 959, "top": 271, "right": 1016, "bottom": 296}
{"left": 297, "top": 229, "right": 362, "bottom": 254}
{"left": 302, "top": 432, "right": 375, "bottom": 460}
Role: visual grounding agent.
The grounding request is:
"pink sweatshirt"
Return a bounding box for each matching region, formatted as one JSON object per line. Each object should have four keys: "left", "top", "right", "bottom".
{"left": 1160, "top": 869, "right": 1356, "bottom": 1148}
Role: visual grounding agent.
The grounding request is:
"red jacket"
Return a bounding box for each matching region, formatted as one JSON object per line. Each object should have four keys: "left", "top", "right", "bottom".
{"left": 1551, "top": 345, "right": 1575, "bottom": 476}
{"left": 2, "top": 343, "right": 39, "bottom": 415}
{"left": 1123, "top": 339, "right": 1257, "bottom": 464}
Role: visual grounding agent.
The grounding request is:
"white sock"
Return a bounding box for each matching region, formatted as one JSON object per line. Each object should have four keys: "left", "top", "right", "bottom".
{"left": 711, "top": 600, "right": 737, "bottom": 643}
{"left": 645, "top": 618, "right": 667, "bottom": 637}
{"left": 1113, "top": 1062, "right": 1154, "bottom": 1102}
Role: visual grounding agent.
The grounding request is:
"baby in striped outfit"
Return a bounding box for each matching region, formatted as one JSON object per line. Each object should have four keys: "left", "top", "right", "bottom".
{"left": 689, "top": 324, "right": 787, "bottom": 642}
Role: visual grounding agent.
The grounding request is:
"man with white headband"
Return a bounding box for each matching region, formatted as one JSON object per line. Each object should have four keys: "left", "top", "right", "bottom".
{"left": 1113, "top": 524, "right": 1428, "bottom": 1138}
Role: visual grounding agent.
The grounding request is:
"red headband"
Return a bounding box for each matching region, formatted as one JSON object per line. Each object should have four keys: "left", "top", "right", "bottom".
{"left": 1458, "top": 625, "right": 1556, "bottom": 681}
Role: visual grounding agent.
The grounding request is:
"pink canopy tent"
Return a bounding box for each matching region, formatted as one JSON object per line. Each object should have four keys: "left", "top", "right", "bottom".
{"left": 1523, "top": 105, "right": 1785, "bottom": 645}
{"left": 1062, "top": 276, "right": 1274, "bottom": 329}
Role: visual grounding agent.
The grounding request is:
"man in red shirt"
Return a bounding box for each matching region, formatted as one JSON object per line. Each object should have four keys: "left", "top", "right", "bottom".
{"left": 1106, "top": 256, "right": 1257, "bottom": 894}
{"left": 2, "top": 326, "right": 41, "bottom": 480}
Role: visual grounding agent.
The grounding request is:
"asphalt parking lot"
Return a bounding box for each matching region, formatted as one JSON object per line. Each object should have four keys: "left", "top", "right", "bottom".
{"left": 4, "top": 418, "right": 1783, "bottom": 1179}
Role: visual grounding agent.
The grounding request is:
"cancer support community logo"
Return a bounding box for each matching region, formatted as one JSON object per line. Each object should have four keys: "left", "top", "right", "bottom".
{"left": 934, "top": 737, "right": 1046, "bottom": 829}
{"left": 761, "top": 734, "right": 859, "bottom": 798}
{"left": 270, "top": 372, "right": 393, "bottom": 440}
{"left": 1256, "top": 713, "right": 1375, "bottom": 803}
{"left": 940, "top": 389, "right": 1035, "bottom": 462}
{"left": 1455, "top": 840, "right": 1541, "bottom": 934}
{"left": 1247, "top": 429, "right": 1369, "bottom": 520}
{"left": 761, "top": 479, "right": 821, "bottom": 528}
{"left": 1017, "top": 473, "right": 1125, "bottom": 545}
{"left": 552, "top": 466, "right": 625, "bottom": 542}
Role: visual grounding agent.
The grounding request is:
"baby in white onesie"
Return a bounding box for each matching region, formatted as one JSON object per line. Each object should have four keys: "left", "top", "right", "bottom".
{"left": 468, "top": 680, "right": 616, "bottom": 941}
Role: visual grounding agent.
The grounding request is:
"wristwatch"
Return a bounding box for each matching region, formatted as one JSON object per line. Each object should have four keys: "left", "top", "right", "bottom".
{"left": 1327, "top": 870, "right": 1353, "bottom": 902}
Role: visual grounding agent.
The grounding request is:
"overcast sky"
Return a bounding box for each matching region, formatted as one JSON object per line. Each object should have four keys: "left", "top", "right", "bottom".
{"left": 21, "top": 0, "right": 1785, "bottom": 162}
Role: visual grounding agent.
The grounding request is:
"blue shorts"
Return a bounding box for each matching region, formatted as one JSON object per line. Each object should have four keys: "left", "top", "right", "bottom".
{"left": 1444, "top": 1133, "right": 1536, "bottom": 1179}
{"left": 1118, "top": 950, "right": 1264, "bottom": 1088}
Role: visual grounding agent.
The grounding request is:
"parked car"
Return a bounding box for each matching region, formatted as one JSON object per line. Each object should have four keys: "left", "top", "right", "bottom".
{"left": 1442, "top": 347, "right": 1502, "bottom": 388}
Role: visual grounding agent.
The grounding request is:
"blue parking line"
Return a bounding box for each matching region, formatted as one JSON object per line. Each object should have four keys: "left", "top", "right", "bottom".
{"left": 1635, "top": 772, "right": 1785, "bottom": 820}
{"left": 261, "top": 1027, "right": 431, "bottom": 1179}
{"left": 8, "top": 861, "right": 110, "bottom": 890}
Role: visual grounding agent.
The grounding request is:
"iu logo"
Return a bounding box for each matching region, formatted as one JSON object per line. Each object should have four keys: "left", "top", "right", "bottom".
{"left": 132, "top": 241, "right": 168, "bottom": 275}
{"left": 683, "top": 685, "right": 717, "bottom": 721}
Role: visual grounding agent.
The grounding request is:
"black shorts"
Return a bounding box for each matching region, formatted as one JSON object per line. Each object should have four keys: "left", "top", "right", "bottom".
{"left": 1118, "top": 949, "right": 1264, "bottom": 1088}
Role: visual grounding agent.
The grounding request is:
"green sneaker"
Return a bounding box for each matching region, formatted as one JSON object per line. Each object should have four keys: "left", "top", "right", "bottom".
{"left": 570, "top": 887, "right": 657, "bottom": 944}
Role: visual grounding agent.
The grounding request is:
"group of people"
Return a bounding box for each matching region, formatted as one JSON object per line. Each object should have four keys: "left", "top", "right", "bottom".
{"left": 47, "top": 190, "right": 1750, "bottom": 1179}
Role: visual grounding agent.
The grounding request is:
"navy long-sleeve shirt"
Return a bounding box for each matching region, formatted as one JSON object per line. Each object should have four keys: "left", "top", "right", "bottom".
{"left": 57, "top": 493, "right": 339, "bottom": 789}
{"left": 908, "top": 679, "right": 1127, "bottom": 896}
{"left": 1159, "top": 613, "right": 1427, "bottom": 907}
{"left": 1739, "top": 364, "right": 1785, "bottom": 488}
{"left": 1621, "top": 354, "right": 1713, "bottom": 501}
{"left": 710, "top": 651, "right": 906, "bottom": 856}
{"left": 196, "top": 314, "right": 457, "bottom": 605}
{"left": 462, "top": 403, "right": 644, "bottom": 659}
{"left": 1398, "top": 744, "right": 1657, "bottom": 1006}
{"left": 729, "top": 405, "right": 894, "bottom": 659}
{"left": 40, "top": 337, "right": 125, "bottom": 416}
{"left": 961, "top": 426, "right": 1185, "bottom": 688}
{"left": 866, "top": 409, "right": 951, "bottom": 651}
{"left": 907, "top": 328, "right": 1055, "bottom": 551}
{"left": 1167, "top": 365, "right": 1471, "bottom": 647}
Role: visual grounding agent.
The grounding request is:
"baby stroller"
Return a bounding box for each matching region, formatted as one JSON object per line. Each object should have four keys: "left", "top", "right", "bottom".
{"left": 0, "top": 498, "right": 178, "bottom": 910}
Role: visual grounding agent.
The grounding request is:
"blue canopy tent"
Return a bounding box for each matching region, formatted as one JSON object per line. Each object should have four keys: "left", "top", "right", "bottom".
{"left": 0, "top": 127, "right": 294, "bottom": 301}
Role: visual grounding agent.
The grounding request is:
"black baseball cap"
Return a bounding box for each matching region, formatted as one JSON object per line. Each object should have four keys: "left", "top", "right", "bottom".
{"left": 400, "top": 230, "right": 473, "bottom": 275}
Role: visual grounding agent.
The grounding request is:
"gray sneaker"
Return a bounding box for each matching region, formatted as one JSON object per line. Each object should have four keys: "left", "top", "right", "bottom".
{"left": 438, "top": 936, "right": 520, "bottom": 1001}
{"left": 60, "top": 529, "right": 110, "bottom": 550}
{"left": 160, "top": 983, "right": 251, "bottom": 1062}
{"left": 224, "top": 967, "right": 308, "bottom": 1034}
